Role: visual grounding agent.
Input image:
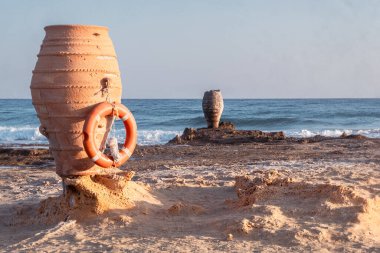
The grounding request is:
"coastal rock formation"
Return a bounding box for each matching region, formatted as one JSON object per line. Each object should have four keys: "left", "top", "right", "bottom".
{"left": 169, "top": 122, "right": 285, "bottom": 144}
{"left": 202, "top": 90, "right": 224, "bottom": 128}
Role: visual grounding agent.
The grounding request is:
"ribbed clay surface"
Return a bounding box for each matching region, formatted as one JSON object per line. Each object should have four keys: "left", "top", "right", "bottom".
{"left": 30, "top": 25, "right": 122, "bottom": 177}
{"left": 202, "top": 90, "right": 224, "bottom": 128}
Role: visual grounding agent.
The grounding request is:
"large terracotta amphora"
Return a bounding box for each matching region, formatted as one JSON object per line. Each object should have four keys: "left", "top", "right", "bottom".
{"left": 202, "top": 90, "right": 224, "bottom": 128}
{"left": 30, "top": 25, "right": 125, "bottom": 177}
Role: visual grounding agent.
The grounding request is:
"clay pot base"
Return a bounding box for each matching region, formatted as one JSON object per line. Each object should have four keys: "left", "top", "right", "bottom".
{"left": 38, "top": 171, "right": 135, "bottom": 223}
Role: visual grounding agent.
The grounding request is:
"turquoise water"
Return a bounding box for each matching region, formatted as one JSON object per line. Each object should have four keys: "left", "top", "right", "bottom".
{"left": 0, "top": 99, "right": 379, "bottom": 145}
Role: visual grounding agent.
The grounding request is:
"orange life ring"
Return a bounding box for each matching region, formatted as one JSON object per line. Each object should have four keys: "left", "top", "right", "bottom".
{"left": 83, "top": 102, "right": 137, "bottom": 168}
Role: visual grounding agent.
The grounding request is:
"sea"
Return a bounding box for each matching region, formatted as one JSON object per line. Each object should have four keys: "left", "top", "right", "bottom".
{"left": 0, "top": 99, "right": 379, "bottom": 146}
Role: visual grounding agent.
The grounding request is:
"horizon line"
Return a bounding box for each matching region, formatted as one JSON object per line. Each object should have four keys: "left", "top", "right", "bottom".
{"left": 0, "top": 97, "right": 379, "bottom": 100}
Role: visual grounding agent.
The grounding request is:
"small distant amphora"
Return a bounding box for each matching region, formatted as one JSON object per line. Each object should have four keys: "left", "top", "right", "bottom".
{"left": 202, "top": 90, "right": 224, "bottom": 128}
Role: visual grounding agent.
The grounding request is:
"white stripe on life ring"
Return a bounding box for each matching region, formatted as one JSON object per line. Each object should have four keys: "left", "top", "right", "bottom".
{"left": 121, "top": 147, "right": 132, "bottom": 157}
{"left": 95, "top": 115, "right": 101, "bottom": 122}
{"left": 91, "top": 152, "right": 101, "bottom": 162}
{"left": 121, "top": 113, "right": 129, "bottom": 121}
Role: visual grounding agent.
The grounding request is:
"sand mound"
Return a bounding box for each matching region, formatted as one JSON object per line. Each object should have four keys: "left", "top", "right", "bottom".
{"left": 36, "top": 171, "right": 156, "bottom": 224}
{"left": 235, "top": 170, "right": 364, "bottom": 207}
{"left": 232, "top": 170, "right": 380, "bottom": 245}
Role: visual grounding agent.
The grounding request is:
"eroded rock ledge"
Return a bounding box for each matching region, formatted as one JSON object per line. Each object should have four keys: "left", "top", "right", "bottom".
{"left": 168, "top": 122, "right": 369, "bottom": 145}
{"left": 169, "top": 122, "right": 286, "bottom": 145}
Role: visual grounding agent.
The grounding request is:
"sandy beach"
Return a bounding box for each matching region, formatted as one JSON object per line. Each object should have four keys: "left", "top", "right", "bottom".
{"left": 0, "top": 135, "right": 379, "bottom": 252}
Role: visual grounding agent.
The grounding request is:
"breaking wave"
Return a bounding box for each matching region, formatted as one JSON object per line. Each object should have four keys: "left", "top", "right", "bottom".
{"left": 0, "top": 126, "right": 181, "bottom": 146}
{"left": 137, "top": 130, "right": 182, "bottom": 145}
{"left": 1, "top": 125, "right": 379, "bottom": 147}
{"left": 0, "top": 126, "right": 46, "bottom": 144}
{"left": 287, "top": 129, "right": 380, "bottom": 138}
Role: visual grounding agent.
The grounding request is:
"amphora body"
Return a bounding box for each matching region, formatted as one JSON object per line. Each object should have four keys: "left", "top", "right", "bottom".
{"left": 30, "top": 25, "right": 122, "bottom": 177}
{"left": 202, "top": 90, "right": 224, "bottom": 128}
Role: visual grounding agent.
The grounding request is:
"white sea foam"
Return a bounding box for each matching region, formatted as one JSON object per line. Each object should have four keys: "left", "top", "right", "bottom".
{"left": 105, "top": 128, "right": 179, "bottom": 145}
{"left": 112, "top": 129, "right": 182, "bottom": 145}
{"left": 0, "top": 126, "right": 46, "bottom": 144}
{"left": 138, "top": 130, "right": 182, "bottom": 145}
{"left": 287, "top": 129, "right": 380, "bottom": 138}
{"left": 1, "top": 124, "right": 379, "bottom": 146}
{"left": 0, "top": 125, "right": 182, "bottom": 145}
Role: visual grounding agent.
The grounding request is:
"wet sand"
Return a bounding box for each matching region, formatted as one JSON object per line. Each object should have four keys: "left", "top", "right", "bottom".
{"left": 0, "top": 137, "right": 379, "bottom": 252}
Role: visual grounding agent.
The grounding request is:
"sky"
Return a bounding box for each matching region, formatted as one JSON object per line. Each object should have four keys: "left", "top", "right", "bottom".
{"left": 0, "top": 0, "right": 380, "bottom": 99}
